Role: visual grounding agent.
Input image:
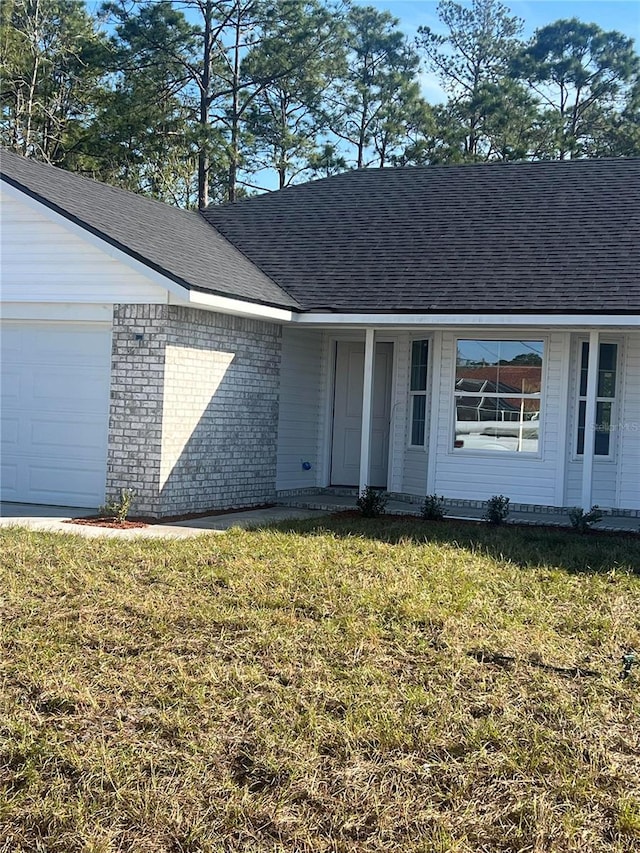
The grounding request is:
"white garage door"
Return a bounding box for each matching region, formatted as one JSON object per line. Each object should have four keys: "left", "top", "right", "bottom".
{"left": 1, "top": 321, "right": 111, "bottom": 506}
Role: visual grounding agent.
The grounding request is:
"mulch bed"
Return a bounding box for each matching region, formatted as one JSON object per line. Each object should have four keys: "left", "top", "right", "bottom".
{"left": 65, "top": 503, "right": 277, "bottom": 530}
{"left": 330, "top": 510, "right": 640, "bottom": 538}
{"left": 65, "top": 517, "right": 149, "bottom": 529}
{"left": 61, "top": 507, "right": 638, "bottom": 538}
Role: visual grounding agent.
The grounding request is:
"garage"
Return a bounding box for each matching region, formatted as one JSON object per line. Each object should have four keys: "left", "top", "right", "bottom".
{"left": 1, "top": 321, "right": 111, "bottom": 507}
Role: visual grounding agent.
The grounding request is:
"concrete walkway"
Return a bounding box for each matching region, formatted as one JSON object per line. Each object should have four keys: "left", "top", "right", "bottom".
{"left": 1, "top": 497, "right": 638, "bottom": 538}
{"left": 0, "top": 503, "right": 328, "bottom": 539}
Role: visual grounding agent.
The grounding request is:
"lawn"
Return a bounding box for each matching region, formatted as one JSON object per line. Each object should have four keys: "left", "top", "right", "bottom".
{"left": 1, "top": 517, "right": 639, "bottom": 853}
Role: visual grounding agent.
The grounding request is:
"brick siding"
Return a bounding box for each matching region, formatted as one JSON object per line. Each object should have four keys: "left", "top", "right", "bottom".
{"left": 106, "top": 304, "right": 281, "bottom": 517}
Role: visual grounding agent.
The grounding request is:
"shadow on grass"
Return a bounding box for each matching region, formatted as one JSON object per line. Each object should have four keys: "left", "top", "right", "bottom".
{"left": 268, "top": 514, "right": 640, "bottom": 575}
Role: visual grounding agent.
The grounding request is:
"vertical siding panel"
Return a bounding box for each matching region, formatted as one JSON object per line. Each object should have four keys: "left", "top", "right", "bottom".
{"left": 388, "top": 333, "right": 409, "bottom": 492}
{"left": 276, "top": 327, "right": 324, "bottom": 490}
{"left": 619, "top": 332, "right": 640, "bottom": 509}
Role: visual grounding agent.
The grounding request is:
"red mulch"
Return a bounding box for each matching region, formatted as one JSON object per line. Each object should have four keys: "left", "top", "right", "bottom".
{"left": 65, "top": 503, "right": 277, "bottom": 529}
{"left": 65, "top": 517, "right": 149, "bottom": 529}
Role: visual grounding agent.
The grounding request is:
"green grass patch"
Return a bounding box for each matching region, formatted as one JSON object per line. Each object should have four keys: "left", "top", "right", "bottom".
{"left": 1, "top": 518, "right": 639, "bottom": 852}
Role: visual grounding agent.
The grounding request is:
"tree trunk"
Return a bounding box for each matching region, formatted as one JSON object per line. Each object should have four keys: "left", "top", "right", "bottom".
{"left": 198, "top": 0, "right": 213, "bottom": 210}
{"left": 227, "top": 9, "right": 241, "bottom": 202}
{"left": 24, "top": 0, "right": 42, "bottom": 156}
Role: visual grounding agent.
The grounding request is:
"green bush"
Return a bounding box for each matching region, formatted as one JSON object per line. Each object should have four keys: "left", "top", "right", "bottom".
{"left": 484, "top": 495, "right": 510, "bottom": 525}
{"left": 356, "top": 486, "right": 388, "bottom": 518}
{"left": 421, "top": 494, "right": 446, "bottom": 521}
{"left": 99, "top": 488, "right": 135, "bottom": 523}
{"left": 569, "top": 505, "right": 603, "bottom": 533}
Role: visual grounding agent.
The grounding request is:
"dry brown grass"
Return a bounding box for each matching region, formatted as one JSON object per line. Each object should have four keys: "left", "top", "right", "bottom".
{"left": 1, "top": 517, "right": 639, "bottom": 852}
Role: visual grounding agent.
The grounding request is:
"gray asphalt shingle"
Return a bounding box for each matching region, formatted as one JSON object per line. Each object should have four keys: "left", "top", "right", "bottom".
{"left": 203, "top": 158, "right": 640, "bottom": 314}
{"left": 0, "top": 150, "right": 299, "bottom": 310}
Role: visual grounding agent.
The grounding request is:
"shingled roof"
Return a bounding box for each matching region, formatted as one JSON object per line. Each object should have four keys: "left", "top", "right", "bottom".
{"left": 203, "top": 158, "right": 640, "bottom": 314}
{"left": 0, "top": 150, "right": 299, "bottom": 310}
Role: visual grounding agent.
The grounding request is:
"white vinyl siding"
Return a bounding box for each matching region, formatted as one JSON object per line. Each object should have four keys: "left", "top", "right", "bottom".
{"left": 276, "top": 327, "right": 325, "bottom": 490}
{"left": 1, "top": 188, "right": 170, "bottom": 304}
{"left": 402, "top": 449, "right": 429, "bottom": 497}
{"left": 618, "top": 333, "right": 640, "bottom": 510}
{"left": 387, "top": 335, "right": 410, "bottom": 493}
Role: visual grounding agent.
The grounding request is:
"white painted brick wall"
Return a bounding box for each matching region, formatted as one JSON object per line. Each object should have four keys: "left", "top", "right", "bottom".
{"left": 106, "top": 304, "right": 281, "bottom": 517}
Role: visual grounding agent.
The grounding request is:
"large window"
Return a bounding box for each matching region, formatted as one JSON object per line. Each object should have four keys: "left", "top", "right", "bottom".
{"left": 409, "top": 340, "right": 429, "bottom": 446}
{"left": 453, "top": 339, "right": 544, "bottom": 453}
{"left": 576, "top": 341, "right": 618, "bottom": 457}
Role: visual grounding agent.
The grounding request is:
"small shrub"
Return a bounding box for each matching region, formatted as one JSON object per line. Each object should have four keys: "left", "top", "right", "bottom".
{"left": 569, "top": 505, "right": 603, "bottom": 533}
{"left": 484, "top": 495, "right": 510, "bottom": 525}
{"left": 356, "top": 486, "right": 388, "bottom": 518}
{"left": 421, "top": 494, "right": 446, "bottom": 521}
{"left": 99, "top": 488, "right": 136, "bottom": 523}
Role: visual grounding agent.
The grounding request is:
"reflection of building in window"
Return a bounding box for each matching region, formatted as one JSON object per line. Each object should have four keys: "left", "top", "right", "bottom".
{"left": 453, "top": 340, "right": 543, "bottom": 453}
{"left": 576, "top": 342, "right": 617, "bottom": 457}
{"left": 409, "top": 340, "right": 429, "bottom": 446}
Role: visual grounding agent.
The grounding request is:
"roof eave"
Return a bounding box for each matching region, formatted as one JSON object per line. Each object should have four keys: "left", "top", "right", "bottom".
{"left": 293, "top": 311, "right": 640, "bottom": 328}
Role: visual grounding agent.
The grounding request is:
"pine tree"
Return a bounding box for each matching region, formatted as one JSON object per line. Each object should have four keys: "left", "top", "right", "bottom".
{"left": 1, "top": 0, "right": 109, "bottom": 164}
{"left": 416, "top": 0, "right": 525, "bottom": 160}
{"left": 514, "top": 18, "right": 640, "bottom": 159}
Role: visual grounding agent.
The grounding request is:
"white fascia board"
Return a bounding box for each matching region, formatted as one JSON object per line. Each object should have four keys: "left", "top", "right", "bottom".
{"left": 292, "top": 312, "right": 640, "bottom": 328}
{"left": 2, "top": 179, "right": 188, "bottom": 300}
{"left": 181, "top": 289, "right": 295, "bottom": 322}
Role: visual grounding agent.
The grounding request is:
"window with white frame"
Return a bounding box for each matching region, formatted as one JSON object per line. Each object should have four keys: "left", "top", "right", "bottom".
{"left": 576, "top": 341, "right": 618, "bottom": 457}
{"left": 453, "top": 339, "right": 544, "bottom": 453}
{"left": 409, "top": 340, "right": 429, "bottom": 446}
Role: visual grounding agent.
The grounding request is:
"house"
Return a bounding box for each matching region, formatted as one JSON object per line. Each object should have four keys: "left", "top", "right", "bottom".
{"left": 1, "top": 150, "right": 638, "bottom": 517}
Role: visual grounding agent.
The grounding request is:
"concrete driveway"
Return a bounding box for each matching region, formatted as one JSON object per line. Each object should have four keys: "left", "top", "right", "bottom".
{"left": 0, "top": 502, "right": 327, "bottom": 539}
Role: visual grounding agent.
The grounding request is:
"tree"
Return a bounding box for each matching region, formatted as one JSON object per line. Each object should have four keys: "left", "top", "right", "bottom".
{"left": 242, "top": 0, "right": 343, "bottom": 188}
{"left": 0, "top": 0, "right": 108, "bottom": 164}
{"left": 416, "top": 0, "right": 525, "bottom": 159}
{"left": 101, "top": 0, "right": 348, "bottom": 205}
{"left": 102, "top": 0, "right": 233, "bottom": 208}
{"left": 306, "top": 141, "right": 348, "bottom": 178}
{"left": 598, "top": 78, "right": 640, "bottom": 157}
{"left": 323, "top": 4, "right": 426, "bottom": 169}
{"left": 92, "top": 0, "right": 202, "bottom": 205}
{"left": 514, "top": 18, "right": 640, "bottom": 159}
{"left": 474, "top": 77, "right": 548, "bottom": 160}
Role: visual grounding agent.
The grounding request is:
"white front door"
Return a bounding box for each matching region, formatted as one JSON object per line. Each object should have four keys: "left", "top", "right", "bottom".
{"left": 330, "top": 341, "right": 393, "bottom": 487}
{"left": 0, "top": 321, "right": 111, "bottom": 506}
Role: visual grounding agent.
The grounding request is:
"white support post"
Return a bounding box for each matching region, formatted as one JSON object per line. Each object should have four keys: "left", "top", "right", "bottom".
{"left": 359, "top": 328, "right": 376, "bottom": 494}
{"left": 581, "top": 330, "right": 600, "bottom": 511}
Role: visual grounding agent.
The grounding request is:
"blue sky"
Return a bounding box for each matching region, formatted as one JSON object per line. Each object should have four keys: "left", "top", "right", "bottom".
{"left": 363, "top": 1, "right": 640, "bottom": 102}
{"left": 367, "top": 1, "right": 639, "bottom": 40}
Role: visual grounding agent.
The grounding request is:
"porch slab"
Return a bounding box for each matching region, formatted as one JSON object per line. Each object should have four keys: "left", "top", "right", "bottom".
{"left": 277, "top": 494, "right": 640, "bottom": 534}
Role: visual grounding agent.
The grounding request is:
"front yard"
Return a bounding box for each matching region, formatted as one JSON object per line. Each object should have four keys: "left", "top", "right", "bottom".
{"left": 1, "top": 518, "right": 639, "bottom": 852}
